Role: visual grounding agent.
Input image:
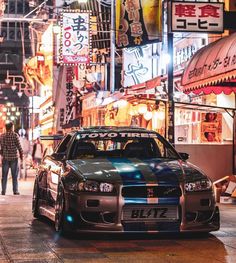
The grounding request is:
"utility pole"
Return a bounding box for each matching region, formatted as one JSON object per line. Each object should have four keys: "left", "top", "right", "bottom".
{"left": 109, "top": 0, "right": 115, "bottom": 93}
{"left": 167, "top": 0, "right": 175, "bottom": 145}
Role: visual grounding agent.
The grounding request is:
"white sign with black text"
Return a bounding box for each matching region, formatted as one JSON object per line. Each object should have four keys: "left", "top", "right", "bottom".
{"left": 171, "top": 1, "right": 224, "bottom": 33}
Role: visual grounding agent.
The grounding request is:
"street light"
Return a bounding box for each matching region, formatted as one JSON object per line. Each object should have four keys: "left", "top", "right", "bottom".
{"left": 1, "top": 102, "right": 21, "bottom": 125}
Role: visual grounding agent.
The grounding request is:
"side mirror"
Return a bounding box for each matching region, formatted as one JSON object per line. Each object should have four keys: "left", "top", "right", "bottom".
{"left": 179, "top": 152, "right": 189, "bottom": 161}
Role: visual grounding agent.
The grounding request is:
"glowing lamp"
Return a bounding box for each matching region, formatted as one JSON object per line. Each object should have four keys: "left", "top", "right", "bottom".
{"left": 138, "top": 104, "right": 147, "bottom": 114}
{"left": 129, "top": 108, "right": 135, "bottom": 116}
{"left": 144, "top": 111, "right": 153, "bottom": 121}
{"left": 53, "top": 24, "right": 61, "bottom": 34}
{"left": 114, "top": 99, "right": 128, "bottom": 108}
{"left": 158, "top": 111, "right": 165, "bottom": 120}
{"left": 11, "top": 85, "right": 17, "bottom": 91}
{"left": 17, "top": 91, "right": 23, "bottom": 97}
{"left": 5, "top": 78, "right": 10, "bottom": 84}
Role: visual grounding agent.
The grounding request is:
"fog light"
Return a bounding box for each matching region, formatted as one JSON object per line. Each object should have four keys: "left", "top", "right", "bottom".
{"left": 66, "top": 215, "right": 73, "bottom": 222}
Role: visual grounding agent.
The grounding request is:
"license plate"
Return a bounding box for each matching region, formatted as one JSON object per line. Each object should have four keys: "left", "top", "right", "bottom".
{"left": 122, "top": 206, "right": 178, "bottom": 221}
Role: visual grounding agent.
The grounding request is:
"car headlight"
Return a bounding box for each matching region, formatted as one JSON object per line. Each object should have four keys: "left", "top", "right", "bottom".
{"left": 78, "top": 181, "right": 114, "bottom": 193}
{"left": 185, "top": 178, "right": 212, "bottom": 192}
{"left": 100, "top": 183, "right": 114, "bottom": 193}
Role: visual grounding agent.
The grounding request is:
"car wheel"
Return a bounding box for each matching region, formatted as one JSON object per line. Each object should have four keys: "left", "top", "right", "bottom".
{"left": 55, "top": 184, "right": 72, "bottom": 234}
{"left": 32, "top": 180, "right": 40, "bottom": 218}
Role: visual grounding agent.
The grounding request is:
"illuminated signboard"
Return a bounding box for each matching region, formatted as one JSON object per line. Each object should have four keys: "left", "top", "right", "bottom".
{"left": 116, "top": 0, "right": 162, "bottom": 48}
{"left": 60, "top": 10, "right": 91, "bottom": 65}
{"left": 171, "top": 1, "right": 224, "bottom": 33}
{"left": 123, "top": 45, "right": 153, "bottom": 87}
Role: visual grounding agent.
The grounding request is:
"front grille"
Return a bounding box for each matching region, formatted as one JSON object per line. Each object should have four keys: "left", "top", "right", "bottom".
{"left": 80, "top": 211, "right": 116, "bottom": 224}
{"left": 122, "top": 185, "right": 182, "bottom": 198}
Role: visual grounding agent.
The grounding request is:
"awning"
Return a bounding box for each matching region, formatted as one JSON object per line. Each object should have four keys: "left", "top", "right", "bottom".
{"left": 181, "top": 33, "right": 236, "bottom": 95}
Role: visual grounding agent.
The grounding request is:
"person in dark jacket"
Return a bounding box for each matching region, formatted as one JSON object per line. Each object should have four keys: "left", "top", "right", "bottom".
{"left": 0, "top": 122, "right": 23, "bottom": 195}
{"left": 32, "top": 137, "right": 43, "bottom": 167}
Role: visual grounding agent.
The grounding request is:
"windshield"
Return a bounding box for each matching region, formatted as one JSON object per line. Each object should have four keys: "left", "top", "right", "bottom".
{"left": 69, "top": 131, "right": 179, "bottom": 160}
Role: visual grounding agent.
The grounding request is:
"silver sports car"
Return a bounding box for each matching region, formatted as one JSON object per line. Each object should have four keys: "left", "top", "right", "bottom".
{"left": 32, "top": 126, "right": 220, "bottom": 234}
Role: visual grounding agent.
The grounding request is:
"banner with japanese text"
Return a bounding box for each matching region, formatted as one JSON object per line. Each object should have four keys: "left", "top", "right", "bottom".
{"left": 60, "top": 10, "right": 91, "bottom": 65}
{"left": 116, "top": 0, "right": 162, "bottom": 48}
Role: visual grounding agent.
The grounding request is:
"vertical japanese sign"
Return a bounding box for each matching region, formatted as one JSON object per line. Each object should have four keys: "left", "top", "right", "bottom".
{"left": 171, "top": 1, "right": 224, "bottom": 33}
{"left": 60, "top": 10, "right": 91, "bottom": 65}
{"left": 65, "top": 67, "right": 74, "bottom": 123}
{"left": 116, "top": 0, "right": 162, "bottom": 48}
{"left": 123, "top": 45, "right": 153, "bottom": 87}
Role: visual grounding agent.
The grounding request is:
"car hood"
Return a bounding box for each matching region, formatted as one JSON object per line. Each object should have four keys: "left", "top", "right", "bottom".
{"left": 67, "top": 158, "right": 206, "bottom": 184}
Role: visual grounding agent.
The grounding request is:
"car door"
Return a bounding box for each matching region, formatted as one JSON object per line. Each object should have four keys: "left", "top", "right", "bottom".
{"left": 47, "top": 134, "right": 73, "bottom": 207}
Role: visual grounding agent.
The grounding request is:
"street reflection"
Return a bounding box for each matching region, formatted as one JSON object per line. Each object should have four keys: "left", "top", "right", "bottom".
{"left": 30, "top": 217, "right": 231, "bottom": 263}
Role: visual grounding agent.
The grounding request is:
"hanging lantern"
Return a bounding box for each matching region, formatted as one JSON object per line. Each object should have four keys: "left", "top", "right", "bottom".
{"left": 129, "top": 108, "right": 135, "bottom": 116}
{"left": 144, "top": 111, "right": 153, "bottom": 121}
{"left": 158, "top": 111, "right": 165, "bottom": 120}
{"left": 138, "top": 104, "right": 147, "bottom": 114}
{"left": 114, "top": 99, "right": 128, "bottom": 108}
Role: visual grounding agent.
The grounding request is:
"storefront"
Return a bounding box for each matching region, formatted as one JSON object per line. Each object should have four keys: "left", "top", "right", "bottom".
{"left": 103, "top": 87, "right": 166, "bottom": 136}
{"left": 39, "top": 96, "right": 55, "bottom": 136}
{"left": 176, "top": 32, "right": 236, "bottom": 181}
{"left": 82, "top": 92, "right": 109, "bottom": 127}
{"left": 23, "top": 24, "right": 54, "bottom": 138}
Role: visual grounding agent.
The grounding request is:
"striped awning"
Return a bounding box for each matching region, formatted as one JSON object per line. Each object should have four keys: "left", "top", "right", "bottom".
{"left": 181, "top": 33, "right": 236, "bottom": 95}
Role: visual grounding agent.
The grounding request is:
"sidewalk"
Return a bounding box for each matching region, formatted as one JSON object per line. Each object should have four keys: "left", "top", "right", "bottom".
{"left": 0, "top": 168, "right": 36, "bottom": 196}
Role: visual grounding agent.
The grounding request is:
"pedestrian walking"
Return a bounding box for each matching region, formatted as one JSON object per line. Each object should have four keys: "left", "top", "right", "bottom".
{"left": 19, "top": 133, "right": 31, "bottom": 180}
{"left": 32, "top": 137, "right": 43, "bottom": 168}
{"left": 0, "top": 122, "right": 23, "bottom": 195}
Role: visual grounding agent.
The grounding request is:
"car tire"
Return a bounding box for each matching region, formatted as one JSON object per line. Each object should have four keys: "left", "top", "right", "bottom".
{"left": 32, "top": 180, "right": 40, "bottom": 218}
{"left": 55, "top": 184, "right": 72, "bottom": 235}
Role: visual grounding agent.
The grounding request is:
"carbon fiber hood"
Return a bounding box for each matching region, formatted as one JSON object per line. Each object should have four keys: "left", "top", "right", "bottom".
{"left": 67, "top": 158, "right": 205, "bottom": 184}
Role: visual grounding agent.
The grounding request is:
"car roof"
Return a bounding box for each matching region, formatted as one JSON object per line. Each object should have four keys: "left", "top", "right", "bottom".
{"left": 79, "top": 126, "right": 154, "bottom": 133}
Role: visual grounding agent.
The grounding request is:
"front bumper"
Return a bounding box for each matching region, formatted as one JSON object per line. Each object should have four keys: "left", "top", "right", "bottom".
{"left": 65, "top": 190, "right": 220, "bottom": 233}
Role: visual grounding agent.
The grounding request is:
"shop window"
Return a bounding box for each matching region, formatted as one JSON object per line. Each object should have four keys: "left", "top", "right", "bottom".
{"left": 175, "top": 107, "right": 232, "bottom": 144}
{"left": 9, "top": 0, "right": 16, "bottom": 13}
{"left": 0, "top": 22, "right": 7, "bottom": 40}
{"left": 17, "top": 0, "right": 23, "bottom": 13}
{"left": 9, "top": 23, "right": 16, "bottom": 40}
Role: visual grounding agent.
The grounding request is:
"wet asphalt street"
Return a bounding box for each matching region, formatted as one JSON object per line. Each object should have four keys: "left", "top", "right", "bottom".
{"left": 0, "top": 173, "right": 236, "bottom": 263}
